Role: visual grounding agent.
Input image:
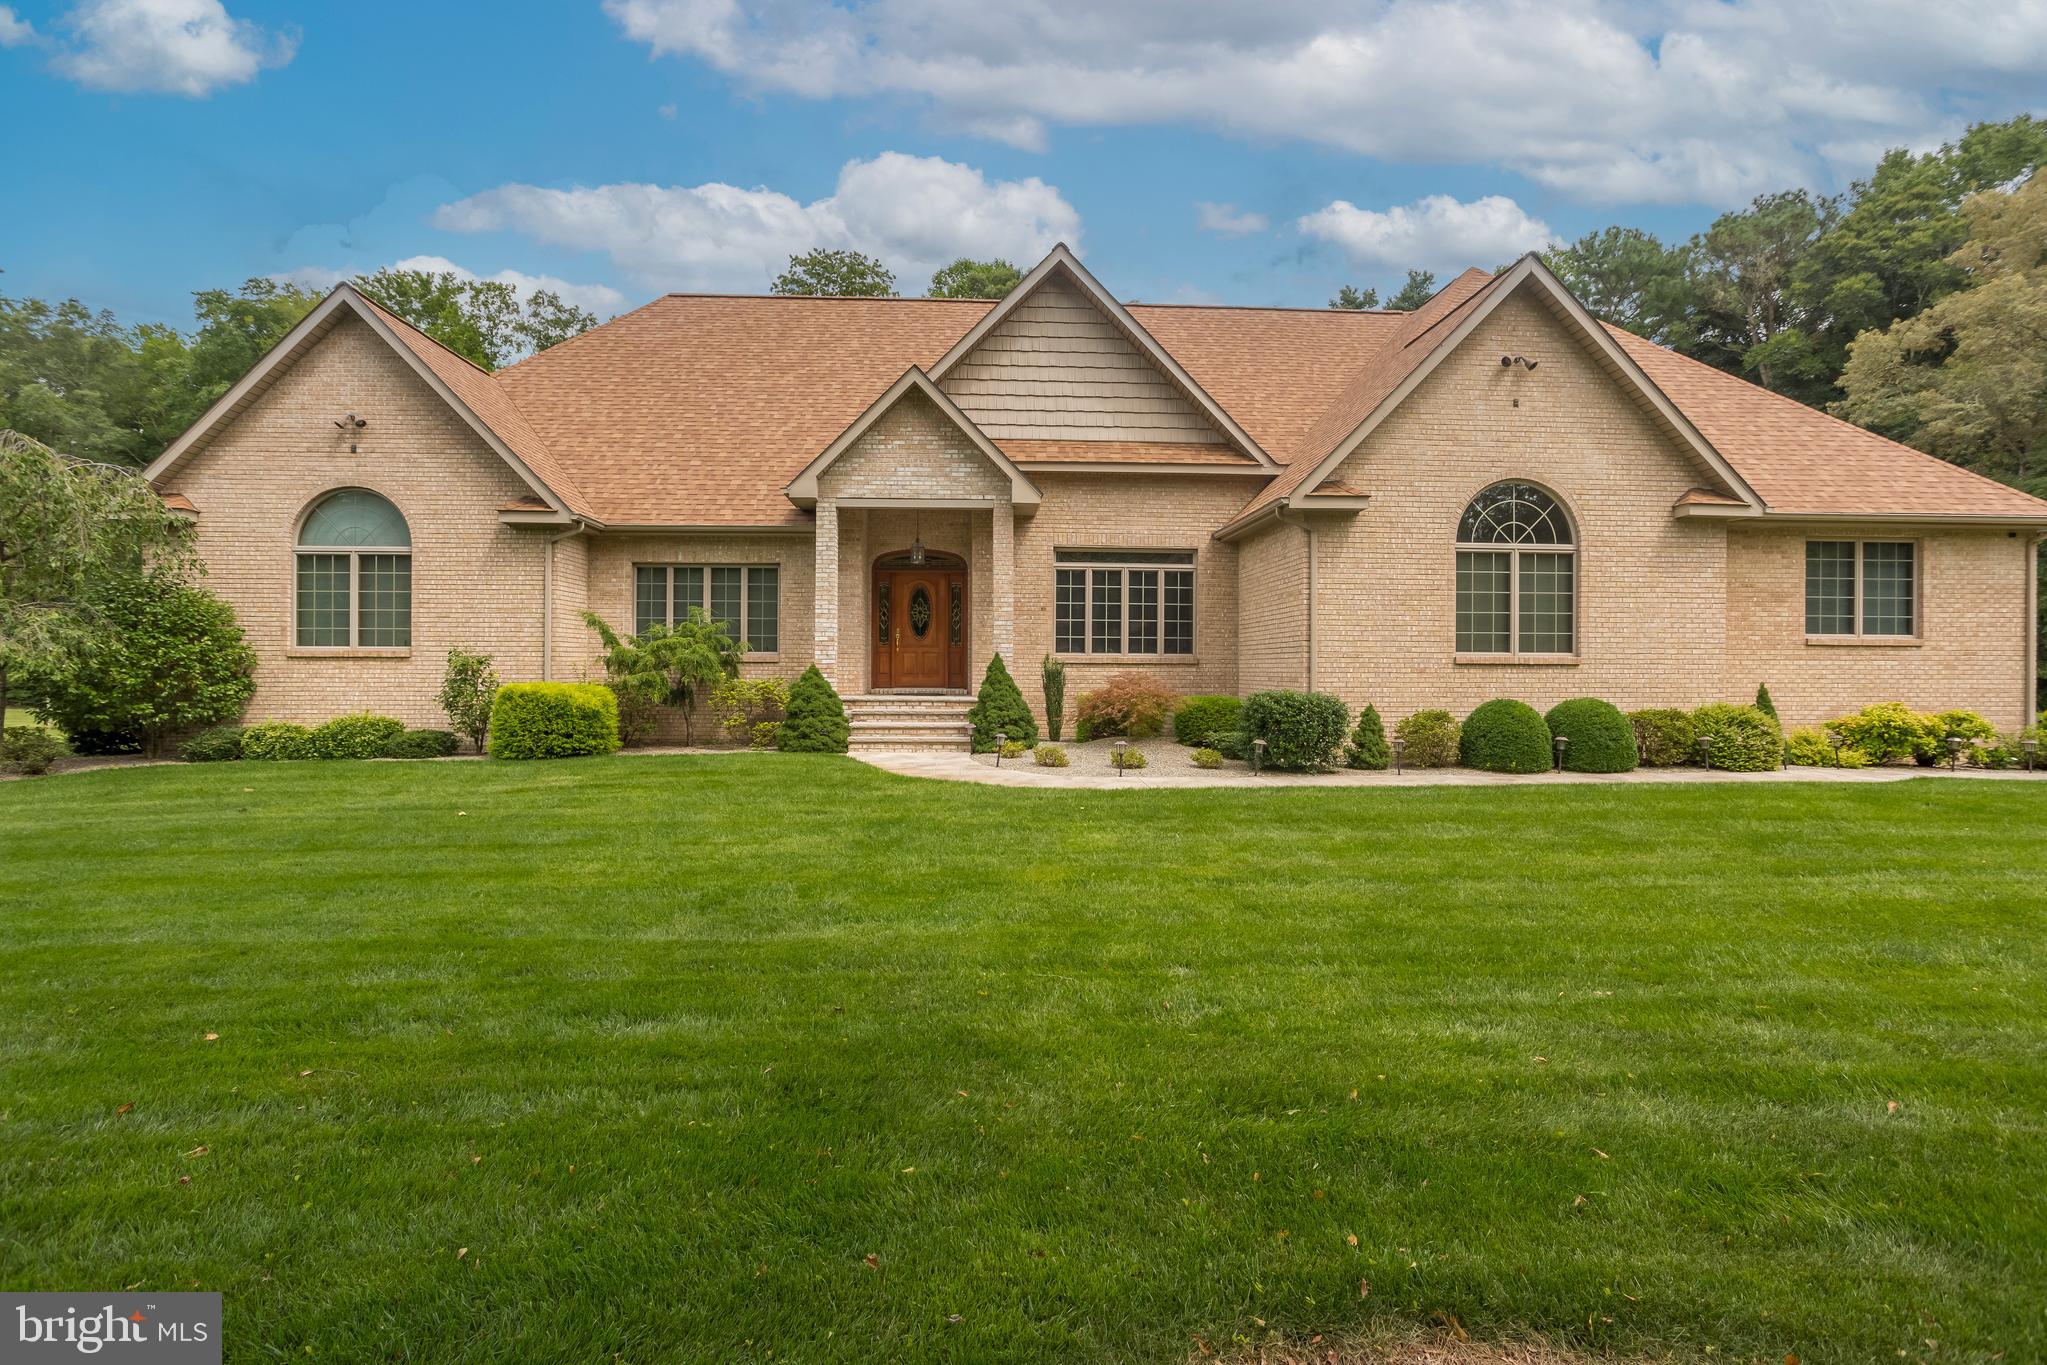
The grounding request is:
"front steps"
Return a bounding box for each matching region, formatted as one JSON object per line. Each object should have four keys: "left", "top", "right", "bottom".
{"left": 843, "top": 692, "right": 975, "bottom": 753}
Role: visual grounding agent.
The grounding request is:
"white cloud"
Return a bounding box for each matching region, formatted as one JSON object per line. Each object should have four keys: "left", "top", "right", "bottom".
{"left": 433, "top": 151, "right": 1082, "bottom": 292}
{"left": 0, "top": 6, "right": 35, "bottom": 46}
{"left": 1195, "top": 202, "right": 1268, "bottom": 238}
{"left": 51, "top": 0, "right": 295, "bottom": 97}
{"left": 602, "top": 0, "right": 2047, "bottom": 206}
{"left": 1298, "top": 194, "right": 1555, "bottom": 273}
{"left": 275, "top": 257, "right": 627, "bottom": 319}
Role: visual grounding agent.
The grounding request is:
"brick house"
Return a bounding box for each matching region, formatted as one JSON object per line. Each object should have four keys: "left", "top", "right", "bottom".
{"left": 143, "top": 247, "right": 2047, "bottom": 746}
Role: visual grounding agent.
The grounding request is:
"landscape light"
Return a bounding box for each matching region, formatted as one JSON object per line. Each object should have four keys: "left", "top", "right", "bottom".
{"left": 1392, "top": 737, "right": 1404, "bottom": 775}
{"left": 1947, "top": 735, "right": 1964, "bottom": 772}
{"left": 994, "top": 732, "right": 1006, "bottom": 767}
{"left": 1114, "top": 739, "right": 1129, "bottom": 777}
{"left": 1251, "top": 738, "right": 1266, "bottom": 773}
{"left": 2024, "top": 737, "right": 2039, "bottom": 773}
{"left": 1552, "top": 734, "right": 1570, "bottom": 773}
{"left": 1698, "top": 735, "right": 1714, "bottom": 768}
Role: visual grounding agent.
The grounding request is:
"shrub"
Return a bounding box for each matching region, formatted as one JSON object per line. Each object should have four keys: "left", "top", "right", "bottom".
{"left": 1460, "top": 699, "right": 1553, "bottom": 774}
{"left": 487, "top": 683, "right": 621, "bottom": 759}
{"left": 1785, "top": 726, "right": 1869, "bottom": 768}
{"left": 437, "top": 648, "right": 500, "bottom": 753}
{"left": 1042, "top": 655, "right": 1066, "bottom": 742}
{"left": 1691, "top": 703, "right": 1783, "bottom": 771}
{"left": 749, "top": 721, "right": 781, "bottom": 750}
{"left": 180, "top": 724, "right": 247, "bottom": 763}
{"left": 711, "top": 676, "right": 790, "bottom": 746}
{"left": 1074, "top": 716, "right": 1095, "bottom": 743}
{"left": 1824, "top": 702, "right": 1938, "bottom": 765}
{"left": 1976, "top": 724, "right": 2042, "bottom": 769}
{"left": 1240, "top": 690, "right": 1348, "bottom": 772}
{"left": 65, "top": 727, "right": 142, "bottom": 755}
{"left": 1191, "top": 746, "right": 1224, "bottom": 769}
{"left": 384, "top": 728, "right": 460, "bottom": 759}
{"left": 584, "top": 609, "right": 742, "bottom": 744}
{"left": 1173, "top": 695, "right": 1242, "bottom": 748}
{"left": 2, "top": 726, "right": 67, "bottom": 776}
{"left": 1110, "top": 745, "right": 1148, "bottom": 771}
{"left": 1753, "top": 682, "right": 1778, "bottom": 722}
{"left": 607, "top": 682, "right": 662, "bottom": 746}
{"left": 1033, "top": 744, "right": 1069, "bottom": 768}
{"left": 998, "top": 739, "right": 1028, "bottom": 760}
{"left": 28, "top": 569, "right": 256, "bottom": 756}
{"left": 967, "top": 654, "right": 1037, "bottom": 752}
{"left": 777, "top": 665, "right": 849, "bottom": 753}
{"left": 1542, "top": 698, "right": 1637, "bottom": 773}
{"left": 1628, "top": 709, "right": 1696, "bottom": 766}
{"left": 1213, "top": 730, "right": 1248, "bottom": 761}
{"left": 241, "top": 721, "right": 314, "bottom": 761}
{"left": 1345, "top": 703, "right": 1390, "bottom": 770}
{"left": 1395, "top": 710, "right": 1461, "bottom": 768}
{"left": 1075, "top": 672, "right": 1176, "bottom": 740}
{"left": 1929, "top": 709, "right": 1997, "bottom": 765}
{"left": 306, "top": 713, "right": 406, "bottom": 760}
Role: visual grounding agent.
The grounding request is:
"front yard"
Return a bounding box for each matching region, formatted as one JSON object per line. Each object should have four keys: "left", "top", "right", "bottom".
{"left": 2, "top": 757, "right": 2043, "bottom": 1363}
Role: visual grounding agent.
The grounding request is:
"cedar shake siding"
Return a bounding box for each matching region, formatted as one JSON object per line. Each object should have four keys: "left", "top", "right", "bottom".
{"left": 145, "top": 252, "right": 2047, "bottom": 742}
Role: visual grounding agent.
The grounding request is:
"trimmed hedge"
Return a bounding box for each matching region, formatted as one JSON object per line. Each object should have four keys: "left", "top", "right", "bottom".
{"left": 1239, "top": 690, "right": 1348, "bottom": 771}
{"left": 1345, "top": 703, "right": 1390, "bottom": 770}
{"left": 1460, "top": 699, "right": 1553, "bottom": 774}
{"left": 778, "top": 665, "right": 850, "bottom": 753}
{"left": 1543, "top": 698, "right": 1637, "bottom": 773}
{"left": 1395, "top": 710, "right": 1461, "bottom": 768}
{"left": 384, "top": 728, "right": 460, "bottom": 758}
{"left": 241, "top": 721, "right": 314, "bottom": 761}
{"left": 180, "top": 724, "right": 247, "bottom": 763}
{"left": 1691, "top": 703, "right": 1782, "bottom": 772}
{"left": 1628, "top": 709, "right": 1696, "bottom": 766}
{"left": 1172, "top": 695, "right": 1242, "bottom": 748}
{"left": 306, "top": 713, "right": 407, "bottom": 760}
{"left": 487, "top": 683, "right": 621, "bottom": 759}
{"left": 967, "top": 654, "right": 1037, "bottom": 752}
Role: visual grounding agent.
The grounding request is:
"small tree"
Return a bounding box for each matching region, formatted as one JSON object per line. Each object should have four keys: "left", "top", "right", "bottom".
{"left": 1329, "top": 284, "right": 1379, "bottom": 310}
{"left": 967, "top": 653, "right": 1037, "bottom": 752}
{"left": 582, "top": 608, "right": 742, "bottom": 743}
{"left": 29, "top": 569, "right": 256, "bottom": 756}
{"left": 1041, "top": 654, "right": 1066, "bottom": 742}
{"left": 928, "top": 258, "right": 1023, "bottom": 299}
{"left": 1753, "top": 682, "right": 1779, "bottom": 722}
{"left": 770, "top": 249, "right": 897, "bottom": 298}
{"left": 437, "top": 647, "right": 500, "bottom": 753}
{"left": 1345, "top": 703, "right": 1390, "bottom": 770}
{"left": 778, "top": 665, "right": 849, "bottom": 753}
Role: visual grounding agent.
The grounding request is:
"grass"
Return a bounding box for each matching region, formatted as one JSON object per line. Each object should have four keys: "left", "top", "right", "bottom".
{"left": 2, "top": 756, "right": 2044, "bottom": 1364}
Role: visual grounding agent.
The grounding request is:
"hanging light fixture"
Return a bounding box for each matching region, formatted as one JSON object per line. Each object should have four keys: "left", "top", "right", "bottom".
{"left": 909, "top": 512, "right": 926, "bottom": 565}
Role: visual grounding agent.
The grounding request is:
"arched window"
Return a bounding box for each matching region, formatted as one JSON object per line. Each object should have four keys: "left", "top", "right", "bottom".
{"left": 1454, "top": 482, "right": 1574, "bottom": 655}
{"left": 295, "top": 489, "right": 411, "bottom": 648}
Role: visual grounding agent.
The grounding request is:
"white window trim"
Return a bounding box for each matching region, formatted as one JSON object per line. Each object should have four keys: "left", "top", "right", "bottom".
{"left": 1804, "top": 538, "right": 1921, "bottom": 643}
{"left": 636, "top": 562, "right": 781, "bottom": 655}
{"left": 1053, "top": 553, "right": 1197, "bottom": 659}
{"left": 1453, "top": 538, "right": 1578, "bottom": 660}
{"left": 291, "top": 544, "right": 413, "bottom": 653}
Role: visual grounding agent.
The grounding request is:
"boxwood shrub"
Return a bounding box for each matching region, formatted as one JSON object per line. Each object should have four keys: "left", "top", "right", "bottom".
{"left": 487, "top": 683, "right": 621, "bottom": 759}
{"left": 1459, "top": 699, "right": 1553, "bottom": 773}
{"left": 1628, "top": 708, "right": 1696, "bottom": 766}
{"left": 180, "top": 724, "right": 247, "bottom": 763}
{"left": 1394, "top": 710, "right": 1461, "bottom": 768}
{"left": 1542, "top": 698, "right": 1637, "bottom": 773}
{"left": 1239, "top": 690, "right": 1348, "bottom": 771}
{"left": 240, "top": 721, "right": 314, "bottom": 761}
{"left": 384, "top": 728, "right": 461, "bottom": 758}
{"left": 1172, "top": 695, "right": 1242, "bottom": 747}
{"left": 1690, "top": 702, "right": 1782, "bottom": 772}
{"left": 306, "top": 713, "right": 407, "bottom": 760}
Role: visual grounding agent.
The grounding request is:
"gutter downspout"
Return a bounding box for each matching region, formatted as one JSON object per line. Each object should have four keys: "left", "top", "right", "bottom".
{"left": 541, "top": 522, "right": 589, "bottom": 682}
{"left": 1277, "top": 502, "right": 1315, "bottom": 692}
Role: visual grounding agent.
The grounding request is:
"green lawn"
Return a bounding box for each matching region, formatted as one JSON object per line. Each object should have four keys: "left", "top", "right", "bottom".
{"left": 3, "top": 758, "right": 2043, "bottom": 1364}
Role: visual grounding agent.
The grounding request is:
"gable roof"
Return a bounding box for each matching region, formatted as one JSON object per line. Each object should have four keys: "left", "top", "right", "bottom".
{"left": 785, "top": 366, "right": 1041, "bottom": 509}
{"left": 144, "top": 284, "right": 590, "bottom": 520}
{"left": 927, "top": 244, "right": 1277, "bottom": 469}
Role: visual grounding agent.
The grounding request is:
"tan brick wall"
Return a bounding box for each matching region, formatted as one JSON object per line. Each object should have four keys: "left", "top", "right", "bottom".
{"left": 1308, "top": 289, "right": 1732, "bottom": 725}
{"left": 1236, "top": 520, "right": 1307, "bottom": 694}
{"left": 1724, "top": 523, "right": 2033, "bottom": 730}
{"left": 159, "top": 313, "right": 549, "bottom": 728}
{"left": 816, "top": 389, "right": 1012, "bottom": 501}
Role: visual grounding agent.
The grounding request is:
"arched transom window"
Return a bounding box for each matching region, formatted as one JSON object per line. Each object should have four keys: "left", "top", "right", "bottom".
{"left": 1454, "top": 482, "right": 1574, "bottom": 655}
{"left": 295, "top": 489, "right": 411, "bottom": 648}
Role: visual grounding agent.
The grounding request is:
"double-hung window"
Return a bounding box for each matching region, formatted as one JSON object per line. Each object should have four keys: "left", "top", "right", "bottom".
{"left": 635, "top": 563, "right": 780, "bottom": 651}
{"left": 1054, "top": 550, "right": 1194, "bottom": 656}
{"left": 1805, "top": 540, "right": 1915, "bottom": 638}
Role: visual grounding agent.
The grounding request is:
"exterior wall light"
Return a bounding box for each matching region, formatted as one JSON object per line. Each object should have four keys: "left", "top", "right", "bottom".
{"left": 333, "top": 412, "right": 367, "bottom": 453}
{"left": 1552, "top": 734, "right": 1570, "bottom": 773}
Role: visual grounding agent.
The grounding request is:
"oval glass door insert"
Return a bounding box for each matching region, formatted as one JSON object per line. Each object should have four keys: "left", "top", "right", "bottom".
{"left": 909, "top": 585, "right": 932, "bottom": 636}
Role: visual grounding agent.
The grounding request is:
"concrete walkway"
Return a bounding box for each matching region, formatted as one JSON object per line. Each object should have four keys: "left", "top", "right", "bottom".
{"left": 853, "top": 735, "right": 2046, "bottom": 790}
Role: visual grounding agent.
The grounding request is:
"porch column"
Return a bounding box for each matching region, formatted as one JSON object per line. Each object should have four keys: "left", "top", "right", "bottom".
{"left": 992, "top": 498, "right": 1015, "bottom": 662}
{"left": 815, "top": 498, "right": 840, "bottom": 686}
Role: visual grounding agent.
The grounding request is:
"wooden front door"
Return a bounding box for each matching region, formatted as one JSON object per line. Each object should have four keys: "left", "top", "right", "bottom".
{"left": 872, "top": 556, "right": 967, "bottom": 690}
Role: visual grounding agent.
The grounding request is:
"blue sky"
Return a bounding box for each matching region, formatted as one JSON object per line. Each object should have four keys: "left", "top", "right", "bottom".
{"left": 3, "top": 0, "right": 2042, "bottom": 327}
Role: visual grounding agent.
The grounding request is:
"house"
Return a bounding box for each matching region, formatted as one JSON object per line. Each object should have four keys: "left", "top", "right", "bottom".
{"left": 143, "top": 246, "right": 2047, "bottom": 748}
